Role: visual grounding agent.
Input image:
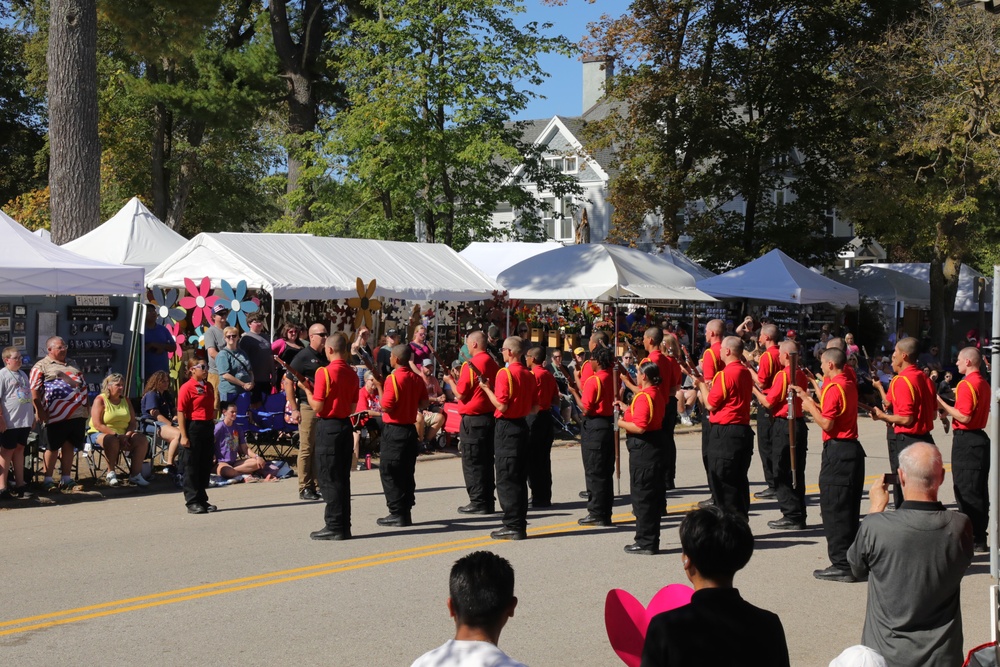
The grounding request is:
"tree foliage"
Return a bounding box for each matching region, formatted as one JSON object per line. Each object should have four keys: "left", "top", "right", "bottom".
{"left": 835, "top": 1, "right": 1000, "bottom": 351}
{"left": 0, "top": 20, "right": 47, "bottom": 210}
{"left": 326, "top": 0, "right": 580, "bottom": 248}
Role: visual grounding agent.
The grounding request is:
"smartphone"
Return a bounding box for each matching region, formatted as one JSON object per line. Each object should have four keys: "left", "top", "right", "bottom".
{"left": 883, "top": 473, "right": 898, "bottom": 486}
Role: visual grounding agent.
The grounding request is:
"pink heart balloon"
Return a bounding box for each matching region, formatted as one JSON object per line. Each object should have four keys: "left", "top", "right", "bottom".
{"left": 605, "top": 584, "right": 694, "bottom": 667}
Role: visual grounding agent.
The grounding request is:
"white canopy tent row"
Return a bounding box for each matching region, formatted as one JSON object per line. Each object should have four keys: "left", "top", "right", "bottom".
{"left": 828, "top": 265, "right": 931, "bottom": 339}
{"left": 870, "top": 262, "right": 993, "bottom": 313}
{"left": 696, "top": 249, "right": 859, "bottom": 308}
{"left": 0, "top": 209, "right": 145, "bottom": 295}
{"left": 62, "top": 196, "right": 188, "bottom": 272}
{"left": 145, "top": 232, "right": 504, "bottom": 337}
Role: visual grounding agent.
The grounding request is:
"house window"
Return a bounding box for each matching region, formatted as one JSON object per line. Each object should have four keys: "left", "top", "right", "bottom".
{"left": 563, "top": 156, "right": 578, "bottom": 173}
{"left": 823, "top": 207, "right": 837, "bottom": 235}
{"left": 775, "top": 189, "right": 786, "bottom": 206}
{"left": 543, "top": 155, "right": 579, "bottom": 174}
{"left": 496, "top": 201, "right": 512, "bottom": 213}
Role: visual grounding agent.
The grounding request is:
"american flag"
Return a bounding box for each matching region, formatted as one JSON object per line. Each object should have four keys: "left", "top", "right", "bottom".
{"left": 30, "top": 367, "right": 86, "bottom": 423}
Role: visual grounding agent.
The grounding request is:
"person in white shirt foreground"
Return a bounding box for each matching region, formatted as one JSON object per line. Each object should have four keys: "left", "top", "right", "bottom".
{"left": 411, "top": 551, "right": 527, "bottom": 667}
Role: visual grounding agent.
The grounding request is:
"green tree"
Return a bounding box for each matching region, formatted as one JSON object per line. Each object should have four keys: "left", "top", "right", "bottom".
{"left": 835, "top": 1, "right": 1000, "bottom": 352}
{"left": 0, "top": 18, "right": 47, "bottom": 209}
{"left": 327, "top": 0, "right": 579, "bottom": 247}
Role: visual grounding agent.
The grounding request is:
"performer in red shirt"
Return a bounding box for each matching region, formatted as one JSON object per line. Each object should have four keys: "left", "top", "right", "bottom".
{"left": 692, "top": 336, "right": 754, "bottom": 519}
{"left": 176, "top": 356, "right": 217, "bottom": 514}
{"left": 794, "top": 347, "right": 865, "bottom": 583}
{"left": 376, "top": 344, "right": 429, "bottom": 527}
{"left": 307, "top": 333, "right": 362, "bottom": 540}
{"left": 577, "top": 330, "right": 610, "bottom": 385}
{"left": 526, "top": 345, "right": 559, "bottom": 508}
{"left": 870, "top": 337, "right": 936, "bottom": 508}
{"left": 480, "top": 337, "right": 537, "bottom": 540}
{"left": 569, "top": 345, "right": 616, "bottom": 526}
{"left": 443, "top": 330, "right": 500, "bottom": 515}
{"left": 753, "top": 323, "right": 781, "bottom": 500}
{"left": 752, "top": 340, "right": 809, "bottom": 529}
{"left": 938, "top": 347, "right": 991, "bottom": 551}
{"left": 697, "top": 319, "right": 725, "bottom": 506}
{"left": 616, "top": 361, "right": 666, "bottom": 555}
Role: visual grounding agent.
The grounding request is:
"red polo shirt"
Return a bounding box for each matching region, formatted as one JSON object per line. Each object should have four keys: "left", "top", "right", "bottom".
{"left": 707, "top": 360, "right": 753, "bottom": 425}
{"left": 493, "top": 362, "right": 536, "bottom": 419}
{"left": 357, "top": 386, "right": 380, "bottom": 412}
{"left": 764, "top": 367, "right": 809, "bottom": 419}
{"left": 380, "top": 367, "right": 428, "bottom": 424}
{"left": 625, "top": 387, "right": 666, "bottom": 432}
{"left": 177, "top": 378, "right": 215, "bottom": 421}
{"left": 820, "top": 372, "right": 858, "bottom": 441}
{"left": 642, "top": 348, "right": 682, "bottom": 392}
{"left": 581, "top": 359, "right": 594, "bottom": 382}
{"left": 954, "top": 370, "right": 990, "bottom": 431}
{"left": 757, "top": 345, "right": 781, "bottom": 390}
{"left": 455, "top": 351, "right": 500, "bottom": 416}
{"left": 887, "top": 364, "right": 936, "bottom": 435}
{"left": 701, "top": 342, "right": 724, "bottom": 380}
{"left": 312, "top": 359, "right": 360, "bottom": 419}
{"left": 581, "top": 368, "right": 614, "bottom": 417}
{"left": 531, "top": 364, "right": 559, "bottom": 411}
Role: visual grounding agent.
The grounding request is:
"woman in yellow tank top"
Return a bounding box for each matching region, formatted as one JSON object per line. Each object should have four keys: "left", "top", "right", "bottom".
{"left": 89, "top": 373, "right": 149, "bottom": 487}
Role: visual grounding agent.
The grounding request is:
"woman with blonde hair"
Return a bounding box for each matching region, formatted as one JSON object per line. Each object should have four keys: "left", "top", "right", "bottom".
{"left": 217, "top": 326, "right": 253, "bottom": 402}
{"left": 88, "top": 373, "right": 149, "bottom": 486}
{"left": 140, "top": 370, "right": 182, "bottom": 474}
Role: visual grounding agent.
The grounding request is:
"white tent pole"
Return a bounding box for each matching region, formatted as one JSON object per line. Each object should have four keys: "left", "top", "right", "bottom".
{"left": 989, "top": 265, "right": 999, "bottom": 583}
{"left": 433, "top": 304, "right": 439, "bottom": 376}
{"left": 506, "top": 307, "right": 510, "bottom": 337}
{"left": 270, "top": 293, "right": 276, "bottom": 344}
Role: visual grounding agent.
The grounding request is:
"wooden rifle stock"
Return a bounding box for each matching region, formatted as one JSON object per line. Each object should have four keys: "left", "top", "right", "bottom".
{"left": 788, "top": 351, "right": 799, "bottom": 490}
{"left": 357, "top": 347, "right": 383, "bottom": 384}
{"left": 274, "top": 356, "right": 313, "bottom": 391}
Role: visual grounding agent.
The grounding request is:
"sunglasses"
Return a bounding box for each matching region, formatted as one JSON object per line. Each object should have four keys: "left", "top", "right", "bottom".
{"left": 311, "top": 332, "right": 329, "bottom": 337}
{"left": 191, "top": 364, "right": 207, "bottom": 370}
{"left": 225, "top": 335, "right": 238, "bottom": 339}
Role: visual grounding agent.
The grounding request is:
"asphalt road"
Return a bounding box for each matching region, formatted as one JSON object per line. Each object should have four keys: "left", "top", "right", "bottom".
{"left": 0, "top": 417, "right": 992, "bottom": 666}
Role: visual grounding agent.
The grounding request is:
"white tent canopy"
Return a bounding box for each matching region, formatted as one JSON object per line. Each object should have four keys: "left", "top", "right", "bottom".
{"left": 0, "top": 210, "right": 144, "bottom": 295}
{"left": 495, "top": 244, "right": 716, "bottom": 302}
{"left": 870, "top": 263, "right": 992, "bottom": 313}
{"left": 146, "top": 233, "right": 501, "bottom": 302}
{"left": 651, "top": 246, "right": 717, "bottom": 281}
{"left": 32, "top": 228, "right": 51, "bottom": 242}
{"left": 696, "top": 249, "right": 859, "bottom": 307}
{"left": 829, "top": 265, "right": 930, "bottom": 309}
{"left": 62, "top": 196, "right": 187, "bottom": 271}
{"left": 459, "top": 241, "right": 564, "bottom": 282}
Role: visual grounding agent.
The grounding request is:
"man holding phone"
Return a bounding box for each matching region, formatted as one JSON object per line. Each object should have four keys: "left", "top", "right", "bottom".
{"left": 793, "top": 348, "right": 865, "bottom": 583}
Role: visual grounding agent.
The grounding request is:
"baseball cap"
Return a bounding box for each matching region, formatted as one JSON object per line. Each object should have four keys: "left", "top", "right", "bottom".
{"left": 422, "top": 359, "right": 433, "bottom": 367}
{"left": 450, "top": 359, "right": 462, "bottom": 369}
{"left": 213, "top": 303, "right": 228, "bottom": 314}
{"left": 488, "top": 325, "right": 501, "bottom": 339}
{"left": 573, "top": 347, "right": 585, "bottom": 356}
{"left": 786, "top": 329, "right": 797, "bottom": 338}
{"left": 385, "top": 328, "right": 400, "bottom": 338}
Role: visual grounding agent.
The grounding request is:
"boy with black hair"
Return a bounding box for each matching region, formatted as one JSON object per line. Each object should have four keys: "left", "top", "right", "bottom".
{"left": 411, "top": 551, "right": 526, "bottom": 667}
{"left": 641, "top": 507, "right": 789, "bottom": 667}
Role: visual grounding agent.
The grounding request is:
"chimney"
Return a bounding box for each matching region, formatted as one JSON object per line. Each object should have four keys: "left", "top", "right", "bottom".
{"left": 582, "top": 55, "right": 614, "bottom": 113}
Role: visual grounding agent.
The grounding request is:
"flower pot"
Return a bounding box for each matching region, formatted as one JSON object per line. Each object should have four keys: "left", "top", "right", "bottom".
{"left": 547, "top": 331, "right": 561, "bottom": 348}
{"left": 530, "top": 327, "right": 543, "bottom": 343}
{"left": 563, "top": 334, "right": 579, "bottom": 351}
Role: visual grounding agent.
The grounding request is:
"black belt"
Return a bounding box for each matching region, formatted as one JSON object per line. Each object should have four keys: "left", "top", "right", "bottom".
{"left": 319, "top": 416, "right": 350, "bottom": 422}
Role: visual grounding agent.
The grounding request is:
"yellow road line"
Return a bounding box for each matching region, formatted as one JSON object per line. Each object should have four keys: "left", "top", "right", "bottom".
{"left": 0, "top": 469, "right": 905, "bottom": 637}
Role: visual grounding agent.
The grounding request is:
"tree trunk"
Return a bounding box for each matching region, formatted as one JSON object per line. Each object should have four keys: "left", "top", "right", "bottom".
{"left": 165, "top": 121, "right": 206, "bottom": 231}
{"left": 149, "top": 60, "right": 174, "bottom": 223}
{"left": 285, "top": 80, "right": 316, "bottom": 224}
{"left": 929, "top": 251, "right": 961, "bottom": 357}
{"left": 47, "top": 0, "right": 100, "bottom": 244}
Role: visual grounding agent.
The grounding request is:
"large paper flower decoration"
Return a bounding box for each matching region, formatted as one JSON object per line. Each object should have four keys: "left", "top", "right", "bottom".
{"left": 165, "top": 322, "right": 186, "bottom": 359}
{"left": 150, "top": 287, "right": 186, "bottom": 326}
{"left": 220, "top": 279, "right": 259, "bottom": 330}
{"left": 179, "top": 277, "right": 218, "bottom": 328}
{"left": 346, "top": 278, "right": 382, "bottom": 331}
{"left": 191, "top": 326, "right": 207, "bottom": 349}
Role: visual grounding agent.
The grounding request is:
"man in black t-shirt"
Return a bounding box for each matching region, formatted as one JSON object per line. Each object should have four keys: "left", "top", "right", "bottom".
{"left": 285, "top": 322, "right": 329, "bottom": 501}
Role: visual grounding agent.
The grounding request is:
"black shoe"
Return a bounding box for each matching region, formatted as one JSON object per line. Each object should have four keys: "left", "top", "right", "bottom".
{"left": 457, "top": 503, "right": 494, "bottom": 515}
{"left": 753, "top": 488, "right": 777, "bottom": 499}
{"left": 204, "top": 503, "right": 218, "bottom": 513}
{"left": 0, "top": 489, "right": 14, "bottom": 501}
{"left": 377, "top": 514, "right": 412, "bottom": 527}
{"left": 974, "top": 541, "right": 989, "bottom": 554}
{"left": 11, "top": 485, "right": 32, "bottom": 499}
{"left": 490, "top": 527, "right": 527, "bottom": 540}
{"left": 624, "top": 543, "right": 657, "bottom": 555}
{"left": 697, "top": 498, "right": 715, "bottom": 509}
{"left": 187, "top": 504, "right": 208, "bottom": 514}
{"left": 578, "top": 490, "right": 590, "bottom": 499}
{"left": 310, "top": 527, "right": 351, "bottom": 541}
{"left": 300, "top": 488, "right": 321, "bottom": 501}
{"left": 767, "top": 517, "right": 805, "bottom": 530}
{"left": 578, "top": 514, "right": 613, "bottom": 527}
{"left": 812, "top": 566, "right": 857, "bottom": 583}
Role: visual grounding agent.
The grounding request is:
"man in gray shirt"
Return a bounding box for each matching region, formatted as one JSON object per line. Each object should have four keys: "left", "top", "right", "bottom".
{"left": 239, "top": 312, "right": 274, "bottom": 405}
{"left": 203, "top": 303, "right": 228, "bottom": 411}
{"left": 848, "top": 442, "right": 973, "bottom": 667}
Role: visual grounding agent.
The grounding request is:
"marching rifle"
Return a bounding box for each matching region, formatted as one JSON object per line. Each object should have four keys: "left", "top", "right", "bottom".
{"left": 788, "top": 350, "right": 799, "bottom": 490}
{"left": 356, "top": 346, "right": 384, "bottom": 384}
{"left": 274, "top": 355, "right": 313, "bottom": 392}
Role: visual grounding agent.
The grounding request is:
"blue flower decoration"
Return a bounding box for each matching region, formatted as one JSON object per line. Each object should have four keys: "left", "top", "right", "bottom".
{"left": 192, "top": 326, "right": 207, "bottom": 349}
{"left": 220, "top": 279, "right": 259, "bottom": 330}
{"left": 150, "top": 287, "right": 187, "bottom": 326}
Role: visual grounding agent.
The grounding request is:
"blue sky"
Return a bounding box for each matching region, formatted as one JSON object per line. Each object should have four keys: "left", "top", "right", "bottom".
{"left": 515, "top": 0, "right": 617, "bottom": 121}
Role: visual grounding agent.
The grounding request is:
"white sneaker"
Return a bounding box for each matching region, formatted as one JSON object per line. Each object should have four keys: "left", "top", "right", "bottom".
{"left": 106, "top": 472, "right": 119, "bottom": 486}
{"left": 129, "top": 474, "right": 150, "bottom": 487}
{"left": 680, "top": 414, "right": 693, "bottom": 426}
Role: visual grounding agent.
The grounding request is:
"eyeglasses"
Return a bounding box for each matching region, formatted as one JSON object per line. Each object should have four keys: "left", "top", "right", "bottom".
{"left": 192, "top": 364, "right": 207, "bottom": 370}
{"left": 225, "top": 335, "right": 238, "bottom": 339}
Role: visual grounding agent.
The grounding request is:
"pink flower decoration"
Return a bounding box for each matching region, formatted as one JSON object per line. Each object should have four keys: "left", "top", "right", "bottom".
{"left": 178, "top": 277, "right": 218, "bottom": 328}
{"left": 165, "top": 322, "right": 187, "bottom": 359}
